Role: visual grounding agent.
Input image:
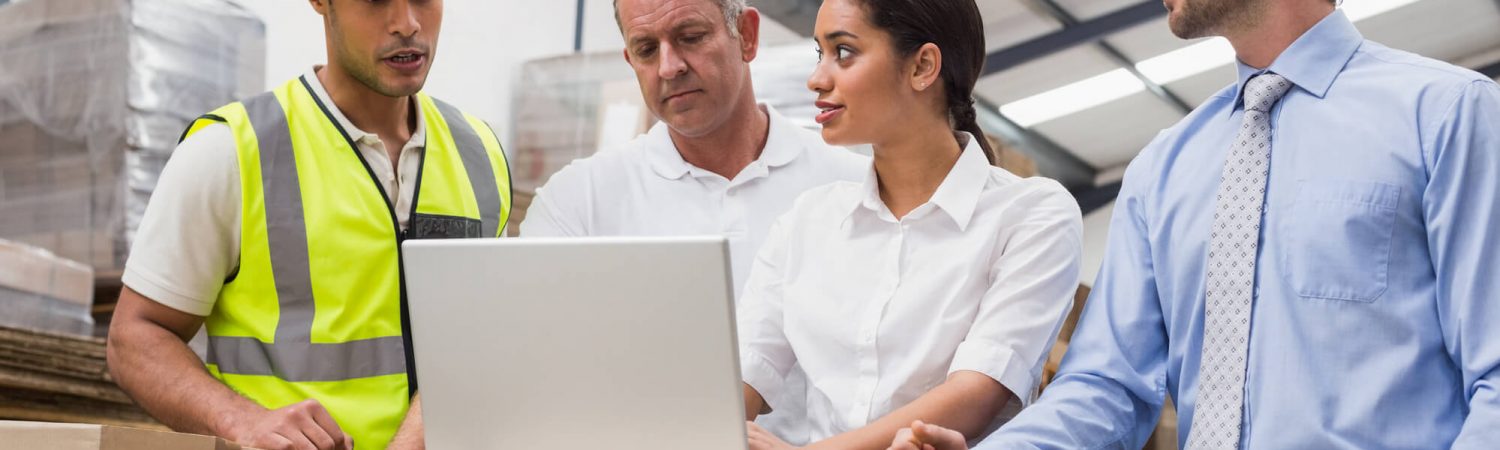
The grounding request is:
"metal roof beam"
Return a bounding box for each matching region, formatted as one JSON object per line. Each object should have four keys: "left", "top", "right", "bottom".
{"left": 1074, "top": 181, "right": 1123, "bottom": 215}
{"left": 975, "top": 97, "right": 1098, "bottom": 190}
{"left": 1480, "top": 59, "right": 1500, "bottom": 79}
{"left": 1029, "top": 0, "right": 1192, "bottom": 114}
{"left": 752, "top": 0, "right": 821, "bottom": 36}
{"left": 982, "top": 1, "right": 1166, "bottom": 76}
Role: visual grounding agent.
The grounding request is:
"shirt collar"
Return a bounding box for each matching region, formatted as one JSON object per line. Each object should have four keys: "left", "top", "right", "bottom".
{"left": 843, "top": 132, "right": 991, "bottom": 231}
{"left": 643, "top": 122, "right": 688, "bottom": 179}
{"left": 757, "top": 105, "right": 805, "bottom": 168}
{"left": 645, "top": 104, "right": 804, "bottom": 180}
{"left": 847, "top": 165, "right": 883, "bottom": 221}
{"left": 1230, "top": 10, "right": 1363, "bottom": 116}
{"left": 303, "top": 66, "right": 426, "bottom": 148}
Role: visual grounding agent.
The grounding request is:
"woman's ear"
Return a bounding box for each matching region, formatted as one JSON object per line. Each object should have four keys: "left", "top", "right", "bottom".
{"left": 910, "top": 42, "right": 943, "bottom": 92}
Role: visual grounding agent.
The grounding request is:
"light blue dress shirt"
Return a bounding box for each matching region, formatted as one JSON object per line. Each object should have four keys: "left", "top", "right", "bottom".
{"left": 977, "top": 10, "right": 1500, "bottom": 450}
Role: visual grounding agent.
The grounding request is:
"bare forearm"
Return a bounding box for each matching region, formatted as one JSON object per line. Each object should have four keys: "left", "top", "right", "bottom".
{"left": 810, "top": 372, "right": 1011, "bottom": 450}
{"left": 388, "top": 393, "right": 425, "bottom": 449}
{"left": 743, "top": 383, "right": 768, "bottom": 420}
{"left": 107, "top": 317, "right": 261, "bottom": 436}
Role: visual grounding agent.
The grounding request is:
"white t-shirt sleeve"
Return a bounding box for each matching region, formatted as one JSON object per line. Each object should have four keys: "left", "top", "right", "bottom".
{"left": 121, "top": 123, "right": 241, "bottom": 317}
{"left": 737, "top": 205, "right": 799, "bottom": 406}
{"left": 519, "top": 163, "right": 591, "bottom": 237}
{"left": 948, "top": 181, "right": 1083, "bottom": 408}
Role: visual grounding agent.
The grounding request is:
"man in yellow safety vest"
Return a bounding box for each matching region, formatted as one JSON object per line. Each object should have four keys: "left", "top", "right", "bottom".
{"left": 106, "top": 1, "right": 510, "bottom": 449}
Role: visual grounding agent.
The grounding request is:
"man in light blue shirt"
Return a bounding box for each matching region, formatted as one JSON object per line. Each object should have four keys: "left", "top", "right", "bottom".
{"left": 889, "top": 1, "right": 1500, "bottom": 449}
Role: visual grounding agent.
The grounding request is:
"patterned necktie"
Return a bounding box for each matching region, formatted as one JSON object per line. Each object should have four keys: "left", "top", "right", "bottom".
{"left": 1186, "top": 72, "right": 1293, "bottom": 450}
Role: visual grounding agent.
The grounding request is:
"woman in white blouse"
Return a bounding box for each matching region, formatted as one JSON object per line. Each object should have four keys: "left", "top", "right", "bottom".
{"left": 737, "top": 0, "right": 1083, "bottom": 448}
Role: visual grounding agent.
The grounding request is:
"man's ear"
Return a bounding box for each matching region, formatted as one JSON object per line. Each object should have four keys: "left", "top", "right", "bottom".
{"left": 737, "top": 7, "right": 762, "bottom": 63}
{"left": 310, "top": 0, "right": 329, "bottom": 16}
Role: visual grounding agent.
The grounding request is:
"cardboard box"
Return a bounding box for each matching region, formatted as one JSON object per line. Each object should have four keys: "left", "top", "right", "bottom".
{"left": 0, "top": 239, "right": 93, "bottom": 306}
{"left": 0, "top": 421, "right": 257, "bottom": 450}
{"left": 0, "top": 0, "right": 264, "bottom": 273}
{"left": 0, "top": 239, "right": 95, "bottom": 336}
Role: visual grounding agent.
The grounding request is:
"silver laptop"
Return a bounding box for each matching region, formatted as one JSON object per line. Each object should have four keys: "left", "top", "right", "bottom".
{"left": 403, "top": 237, "right": 749, "bottom": 450}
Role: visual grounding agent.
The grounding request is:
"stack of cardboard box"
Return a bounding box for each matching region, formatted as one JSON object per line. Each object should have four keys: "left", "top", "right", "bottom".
{"left": 0, "top": 325, "right": 154, "bottom": 428}
{"left": 0, "top": 0, "right": 263, "bottom": 437}
{"left": 0, "top": 239, "right": 94, "bottom": 336}
{"left": 0, "top": 0, "right": 264, "bottom": 272}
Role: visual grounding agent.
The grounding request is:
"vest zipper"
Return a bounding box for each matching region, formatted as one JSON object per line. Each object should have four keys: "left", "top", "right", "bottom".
{"left": 299, "top": 75, "right": 426, "bottom": 397}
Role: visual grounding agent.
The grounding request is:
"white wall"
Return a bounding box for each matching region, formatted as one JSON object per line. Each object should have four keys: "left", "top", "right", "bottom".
{"left": 240, "top": 0, "right": 632, "bottom": 151}
{"left": 242, "top": 1, "right": 803, "bottom": 152}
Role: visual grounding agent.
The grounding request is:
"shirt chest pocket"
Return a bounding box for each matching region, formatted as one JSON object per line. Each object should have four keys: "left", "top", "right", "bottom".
{"left": 1279, "top": 180, "right": 1401, "bottom": 303}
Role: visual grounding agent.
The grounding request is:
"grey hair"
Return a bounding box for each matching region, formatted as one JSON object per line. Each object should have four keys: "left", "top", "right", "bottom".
{"left": 614, "top": 0, "right": 749, "bottom": 39}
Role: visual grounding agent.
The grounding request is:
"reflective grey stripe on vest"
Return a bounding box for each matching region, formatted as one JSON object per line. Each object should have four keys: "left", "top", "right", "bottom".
{"left": 208, "top": 336, "right": 407, "bottom": 382}
{"left": 432, "top": 99, "right": 502, "bottom": 237}
{"left": 205, "top": 91, "right": 407, "bottom": 382}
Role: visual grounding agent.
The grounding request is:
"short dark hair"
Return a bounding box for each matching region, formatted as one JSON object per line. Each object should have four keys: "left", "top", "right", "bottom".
{"left": 855, "top": 0, "right": 996, "bottom": 163}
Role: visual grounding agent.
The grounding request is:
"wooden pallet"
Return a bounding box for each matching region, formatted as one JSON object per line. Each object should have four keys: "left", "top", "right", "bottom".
{"left": 0, "top": 325, "right": 159, "bottom": 429}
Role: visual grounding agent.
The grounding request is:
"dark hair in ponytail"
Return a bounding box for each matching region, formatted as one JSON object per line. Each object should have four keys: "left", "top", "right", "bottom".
{"left": 857, "top": 0, "right": 996, "bottom": 165}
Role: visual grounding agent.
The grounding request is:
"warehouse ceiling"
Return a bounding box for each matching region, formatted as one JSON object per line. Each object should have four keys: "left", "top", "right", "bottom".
{"left": 753, "top": 0, "right": 1500, "bottom": 190}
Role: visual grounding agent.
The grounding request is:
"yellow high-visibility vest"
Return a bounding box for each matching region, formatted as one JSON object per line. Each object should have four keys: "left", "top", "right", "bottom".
{"left": 179, "top": 75, "right": 512, "bottom": 449}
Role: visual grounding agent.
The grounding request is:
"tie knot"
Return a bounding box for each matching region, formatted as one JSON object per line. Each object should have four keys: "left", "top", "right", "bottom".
{"left": 1243, "top": 72, "right": 1292, "bottom": 113}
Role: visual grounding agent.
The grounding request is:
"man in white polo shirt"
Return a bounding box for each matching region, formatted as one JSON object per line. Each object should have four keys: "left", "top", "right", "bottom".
{"left": 520, "top": 0, "right": 866, "bottom": 444}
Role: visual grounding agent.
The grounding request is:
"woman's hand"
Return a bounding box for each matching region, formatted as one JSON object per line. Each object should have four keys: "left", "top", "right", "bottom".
{"left": 887, "top": 420, "right": 968, "bottom": 450}
{"left": 747, "top": 421, "right": 801, "bottom": 450}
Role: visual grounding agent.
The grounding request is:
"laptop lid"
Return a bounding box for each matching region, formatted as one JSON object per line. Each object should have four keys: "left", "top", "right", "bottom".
{"left": 403, "top": 236, "right": 748, "bottom": 450}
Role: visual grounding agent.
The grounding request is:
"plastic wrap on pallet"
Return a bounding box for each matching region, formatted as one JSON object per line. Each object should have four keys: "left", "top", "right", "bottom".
{"left": 508, "top": 42, "right": 828, "bottom": 195}
{"left": 0, "top": 239, "right": 94, "bottom": 336}
{"left": 123, "top": 0, "right": 265, "bottom": 252}
{"left": 510, "top": 52, "right": 635, "bottom": 193}
{"left": 0, "top": 0, "right": 264, "bottom": 271}
{"left": 0, "top": 289, "right": 94, "bottom": 336}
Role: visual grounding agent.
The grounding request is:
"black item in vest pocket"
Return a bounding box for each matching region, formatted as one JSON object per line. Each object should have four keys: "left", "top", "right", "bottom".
{"left": 410, "top": 213, "right": 483, "bottom": 239}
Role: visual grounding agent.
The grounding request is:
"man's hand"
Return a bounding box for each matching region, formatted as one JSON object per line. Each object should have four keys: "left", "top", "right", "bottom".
{"left": 223, "top": 399, "right": 353, "bottom": 450}
{"left": 747, "top": 421, "right": 800, "bottom": 450}
{"left": 887, "top": 420, "right": 968, "bottom": 450}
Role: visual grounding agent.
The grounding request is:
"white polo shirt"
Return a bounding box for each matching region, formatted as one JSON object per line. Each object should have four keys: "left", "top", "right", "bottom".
{"left": 520, "top": 104, "right": 867, "bottom": 445}
{"left": 521, "top": 105, "right": 868, "bottom": 296}
{"left": 737, "top": 133, "right": 1083, "bottom": 442}
{"left": 123, "top": 67, "right": 426, "bottom": 316}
